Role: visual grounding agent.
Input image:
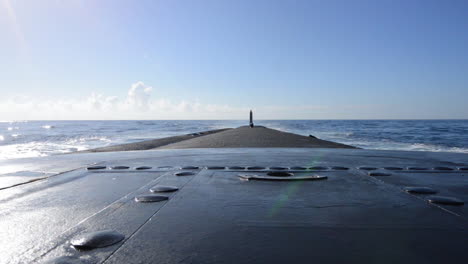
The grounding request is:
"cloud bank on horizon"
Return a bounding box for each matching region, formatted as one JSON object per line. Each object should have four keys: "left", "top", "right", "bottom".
{"left": 1, "top": 81, "right": 382, "bottom": 120}
{"left": 1, "top": 81, "right": 465, "bottom": 121}
{"left": 0, "top": 81, "right": 250, "bottom": 120}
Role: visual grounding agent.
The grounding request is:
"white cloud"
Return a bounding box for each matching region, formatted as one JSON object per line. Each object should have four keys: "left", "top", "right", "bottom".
{"left": 126, "top": 81, "right": 152, "bottom": 111}
{"left": 87, "top": 93, "right": 119, "bottom": 112}
{"left": 0, "top": 81, "right": 253, "bottom": 120}
{"left": 87, "top": 93, "right": 103, "bottom": 110}
{"left": 1, "top": 81, "right": 373, "bottom": 120}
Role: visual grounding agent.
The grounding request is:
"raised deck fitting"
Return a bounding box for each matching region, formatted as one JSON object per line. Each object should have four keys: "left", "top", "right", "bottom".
{"left": 136, "top": 166, "right": 152, "bottom": 170}
{"left": 384, "top": 167, "right": 404, "bottom": 171}
{"left": 70, "top": 230, "right": 125, "bottom": 250}
{"left": 87, "top": 165, "right": 106, "bottom": 170}
{"left": 404, "top": 187, "right": 438, "bottom": 194}
{"left": 433, "top": 167, "right": 454, "bottom": 171}
{"left": 182, "top": 166, "right": 199, "bottom": 170}
{"left": 247, "top": 166, "right": 266, "bottom": 170}
{"left": 111, "top": 166, "right": 130, "bottom": 170}
{"left": 135, "top": 195, "right": 169, "bottom": 203}
{"left": 175, "top": 171, "right": 195, "bottom": 176}
{"left": 427, "top": 196, "right": 464, "bottom": 206}
{"left": 408, "top": 167, "right": 429, "bottom": 171}
{"left": 150, "top": 186, "right": 179, "bottom": 193}
{"left": 207, "top": 166, "right": 225, "bottom": 170}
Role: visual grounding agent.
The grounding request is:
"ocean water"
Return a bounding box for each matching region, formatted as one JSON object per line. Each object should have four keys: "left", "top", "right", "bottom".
{"left": 1, "top": 120, "right": 468, "bottom": 160}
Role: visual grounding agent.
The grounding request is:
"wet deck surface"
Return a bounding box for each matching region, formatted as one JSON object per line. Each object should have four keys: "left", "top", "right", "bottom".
{"left": 0, "top": 148, "right": 467, "bottom": 263}
{"left": 82, "top": 126, "right": 356, "bottom": 153}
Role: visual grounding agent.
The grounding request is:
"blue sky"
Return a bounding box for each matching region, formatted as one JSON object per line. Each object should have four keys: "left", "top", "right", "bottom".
{"left": 1, "top": 0, "right": 468, "bottom": 120}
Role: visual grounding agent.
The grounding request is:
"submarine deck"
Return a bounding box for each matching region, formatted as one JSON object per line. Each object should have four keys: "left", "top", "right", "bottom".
{"left": 0, "top": 148, "right": 467, "bottom": 263}
{"left": 83, "top": 126, "right": 356, "bottom": 153}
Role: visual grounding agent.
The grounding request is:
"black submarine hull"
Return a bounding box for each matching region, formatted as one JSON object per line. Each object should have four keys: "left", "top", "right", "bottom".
{"left": 0, "top": 127, "right": 466, "bottom": 263}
